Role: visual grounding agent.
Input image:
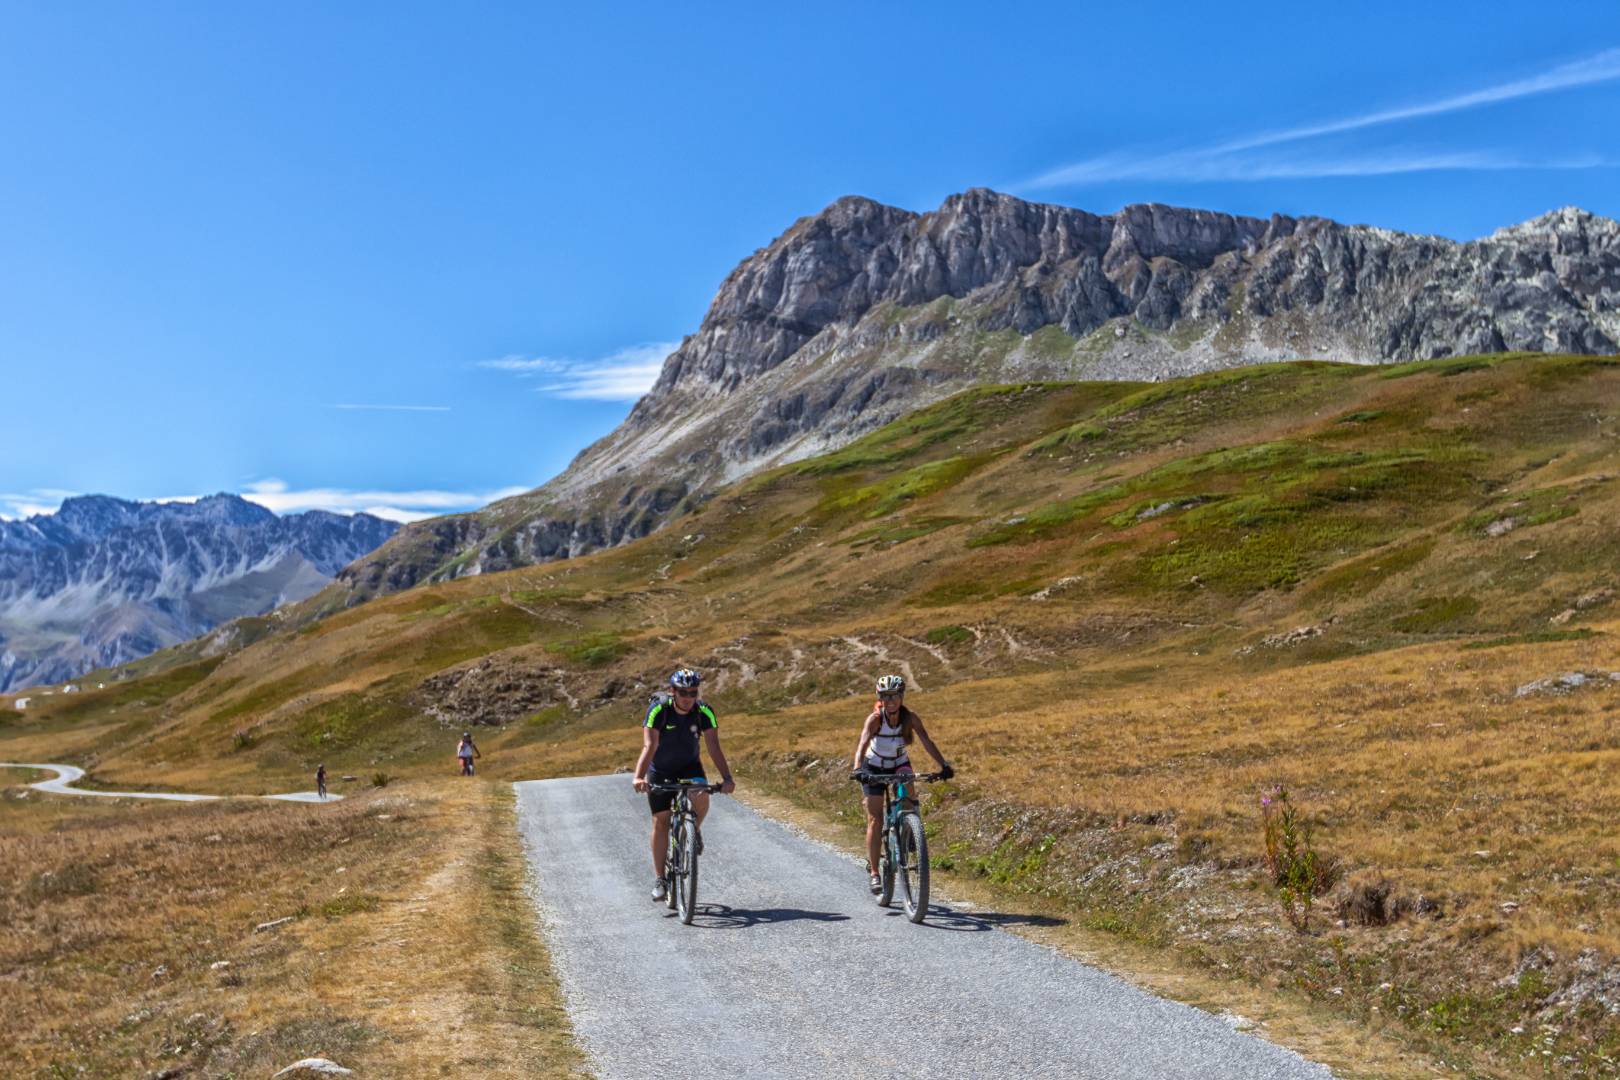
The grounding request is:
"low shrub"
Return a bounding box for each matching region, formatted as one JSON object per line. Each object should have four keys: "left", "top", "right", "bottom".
{"left": 1261, "top": 785, "right": 1329, "bottom": 933}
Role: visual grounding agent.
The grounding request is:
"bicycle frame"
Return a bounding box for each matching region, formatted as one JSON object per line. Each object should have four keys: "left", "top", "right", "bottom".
{"left": 883, "top": 779, "right": 911, "bottom": 848}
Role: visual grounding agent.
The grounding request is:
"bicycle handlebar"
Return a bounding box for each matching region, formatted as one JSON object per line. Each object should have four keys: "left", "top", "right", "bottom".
{"left": 646, "top": 781, "right": 724, "bottom": 794}
{"left": 849, "top": 771, "right": 950, "bottom": 785}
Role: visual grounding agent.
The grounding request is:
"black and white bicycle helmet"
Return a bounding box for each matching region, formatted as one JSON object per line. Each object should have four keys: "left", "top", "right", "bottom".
{"left": 876, "top": 674, "right": 905, "bottom": 694}
{"left": 670, "top": 668, "right": 702, "bottom": 689}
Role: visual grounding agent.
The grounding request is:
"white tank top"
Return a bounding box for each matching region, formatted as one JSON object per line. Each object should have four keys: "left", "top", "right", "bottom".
{"left": 864, "top": 709, "right": 910, "bottom": 768}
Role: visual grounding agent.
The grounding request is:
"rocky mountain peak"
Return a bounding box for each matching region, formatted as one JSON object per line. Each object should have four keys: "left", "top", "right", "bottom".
{"left": 1489, "top": 207, "right": 1619, "bottom": 251}
{"left": 51, "top": 495, "right": 143, "bottom": 541}
{"left": 187, "top": 492, "right": 278, "bottom": 527}
{"left": 337, "top": 190, "right": 1620, "bottom": 603}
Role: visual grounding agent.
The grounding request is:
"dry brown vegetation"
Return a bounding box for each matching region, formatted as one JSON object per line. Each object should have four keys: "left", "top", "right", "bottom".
{"left": 7, "top": 353, "right": 1620, "bottom": 1076}
{"left": 0, "top": 777, "right": 582, "bottom": 1078}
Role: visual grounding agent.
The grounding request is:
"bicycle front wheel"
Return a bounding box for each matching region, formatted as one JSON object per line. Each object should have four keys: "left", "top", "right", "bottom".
{"left": 878, "top": 834, "right": 896, "bottom": 908}
{"left": 664, "top": 827, "right": 680, "bottom": 911}
{"left": 675, "top": 816, "right": 699, "bottom": 924}
{"left": 897, "top": 813, "right": 929, "bottom": 923}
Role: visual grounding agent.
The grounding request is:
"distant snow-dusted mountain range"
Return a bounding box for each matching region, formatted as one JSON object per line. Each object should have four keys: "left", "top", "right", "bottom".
{"left": 0, "top": 494, "right": 396, "bottom": 692}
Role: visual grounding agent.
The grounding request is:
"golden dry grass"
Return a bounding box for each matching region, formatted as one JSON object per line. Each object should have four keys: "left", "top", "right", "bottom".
{"left": 0, "top": 775, "right": 582, "bottom": 1078}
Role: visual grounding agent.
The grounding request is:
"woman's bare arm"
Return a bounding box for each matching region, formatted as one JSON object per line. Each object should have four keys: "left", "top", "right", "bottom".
{"left": 910, "top": 714, "right": 948, "bottom": 770}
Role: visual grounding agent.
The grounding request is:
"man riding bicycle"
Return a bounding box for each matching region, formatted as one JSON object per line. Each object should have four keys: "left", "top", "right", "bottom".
{"left": 632, "top": 668, "right": 736, "bottom": 902}
{"left": 852, "top": 674, "right": 952, "bottom": 894}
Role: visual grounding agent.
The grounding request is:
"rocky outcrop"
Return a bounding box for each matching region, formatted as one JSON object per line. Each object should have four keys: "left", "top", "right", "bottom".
{"left": 339, "top": 191, "right": 1620, "bottom": 600}
{"left": 0, "top": 495, "right": 396, "bottom": 691}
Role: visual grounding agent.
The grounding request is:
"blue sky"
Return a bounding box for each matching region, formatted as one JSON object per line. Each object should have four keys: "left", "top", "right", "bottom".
{"left": 2, "top": 2, "right": 1617, "bottom": 521}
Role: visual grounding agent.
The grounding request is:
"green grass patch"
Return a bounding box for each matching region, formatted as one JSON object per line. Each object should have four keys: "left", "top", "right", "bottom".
{"left": 912, "top": 573, "right": 1043, "bottom": 607}
{"left": 293, "top": 688, "right": 418, "bottom": 752}
{"left": 28, "top": 657, "right": 223, "bottom": 726}
{"left": 970, "top": 483, "right": 1128, "bottom": 547}
{"left": 525, "top": 705, "right": 570, "bottom": 727}
{"left": 847, "top": 516, "right": 969, "bottom": 547}
{"left": 1392, "top": 595, "right": 1481, "bottom": 633}
{"left": 1031, "top": 422, "right": 1106, "bottom": 452}
{"left": 965, "top": 832, "right": 1058, "bottom": 885}
{"left": 1093, "top": 364, "right": 1299, "bottom": 420}
{"left": 1463, "top": 628, "right": 1600, "bottom": 650}
{"left": 213, "top": 676, "right": 307, "bottom": 724}
{"left": 546, "top": 631, "right": 628, "bottom": 667}
{"left": 822, "top": 455, "right": 988, "bottom": 517}
{"left": 1305, "top": 539, "right": 1435, "bottom": 602}
{"left": 1377, "top": 352, "right": 1537, "bottom": 381}
{"left": 795, "top": 384, "right": 1037, "bottom": 477}
{"left": 1462, "top": 485, "right": 1581, "bottom": 536}
{"left": 923, "top": 625, "right": 974, "bottom": 645}
{"left": 1131, "top": 513, "right": 1379, "bottom": 593}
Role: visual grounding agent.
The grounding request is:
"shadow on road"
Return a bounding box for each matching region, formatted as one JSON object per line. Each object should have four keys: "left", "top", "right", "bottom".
{"left": 885, "top": 906, "right": 1069, "bottom": 932}
{"left": 677, "top": 904, "right": 852, "bottom": 929}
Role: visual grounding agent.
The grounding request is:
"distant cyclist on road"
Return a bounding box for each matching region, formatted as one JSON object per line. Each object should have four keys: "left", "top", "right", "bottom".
{"left": 456, "top": 731, "right": 481, "bottom": 776}
{"left": 632, "top": 668, "right": 736, "bottom": 902}
{"left": 852, "top": 674, "right": 952, "bottom": 894}
{"left": 316, "top": 763, "right": 327, "bottom": 800}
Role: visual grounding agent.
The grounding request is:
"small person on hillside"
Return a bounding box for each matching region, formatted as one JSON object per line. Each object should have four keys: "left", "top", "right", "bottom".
{"left": 850, "top": 674, "right": 952, "bottom": 895}
{"left": 457, "top": 731, "right": 481, "bottom": 776}
{"left": 316, "top": 763, "right": 327, "bottom": 800}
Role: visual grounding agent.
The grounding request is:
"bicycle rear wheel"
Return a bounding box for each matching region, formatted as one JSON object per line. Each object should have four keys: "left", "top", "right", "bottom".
{"left": 675, "top": 816, "right": 699, "bottom": 924}
{"left": 897, "top": 812, "right": 929, "bottom": 923}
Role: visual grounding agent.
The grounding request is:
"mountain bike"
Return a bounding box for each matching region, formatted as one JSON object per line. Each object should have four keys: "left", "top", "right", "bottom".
{"left": 648, "top": 779, "right": 723, "bottom": 925}
{"left": 851, "top": 771, "right": 948, "bottom": 924}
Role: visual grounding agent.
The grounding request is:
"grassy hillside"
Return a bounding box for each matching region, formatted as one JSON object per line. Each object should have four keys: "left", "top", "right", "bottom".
{"left": 7, "top": 352, "right": 1620, "bottom": 1076}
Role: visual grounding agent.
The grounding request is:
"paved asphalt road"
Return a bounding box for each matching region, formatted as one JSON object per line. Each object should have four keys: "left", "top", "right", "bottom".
{"left": 515, "top": 775, "right": 1334, "bottom": 1080}
{"left": 0, "top": 763, "right": 339, "bottom": 802}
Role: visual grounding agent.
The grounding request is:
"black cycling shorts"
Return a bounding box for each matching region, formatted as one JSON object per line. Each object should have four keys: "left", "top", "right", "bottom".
{"left": 647, "top": 765, "right": 706, "bottom": 815}
{"left": 860, "top": 762, "right": 914, "bottom": 799}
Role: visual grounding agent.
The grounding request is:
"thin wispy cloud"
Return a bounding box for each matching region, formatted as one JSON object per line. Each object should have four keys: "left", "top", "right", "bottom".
{"left": 1044, "top": 149, "right": 1610, "bottom": 186}
{"left": 240, "top": 479, "right": 529, "bottom": 523}
{"left": 324, "top": 403, "right": 451, "bottom": 412}
{"left": 0, "top": 489, "right": 79, "bottom": 520}
{"left": 1025, "top": 47, "right": 1620, "bottom": 188}
{"left": 480, "top": 341, "right": 679, "bottom": 401}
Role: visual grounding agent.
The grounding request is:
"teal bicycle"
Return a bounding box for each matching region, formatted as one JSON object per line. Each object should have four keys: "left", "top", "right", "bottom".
{"left": 851, "top": 770, "right": 948, "bottom": 924}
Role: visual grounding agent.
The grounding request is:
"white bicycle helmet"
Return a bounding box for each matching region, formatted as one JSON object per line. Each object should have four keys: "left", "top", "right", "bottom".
{"left": 876, "top": 674, "right": 905, "bottom": 695}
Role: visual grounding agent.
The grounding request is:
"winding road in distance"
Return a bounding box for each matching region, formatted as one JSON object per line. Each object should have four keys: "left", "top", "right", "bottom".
{"left": 516, "top": 774, "right": 1335, "bottom": 1080}
{"left": 0, "top": 763, "right": 337, "bottom": 802}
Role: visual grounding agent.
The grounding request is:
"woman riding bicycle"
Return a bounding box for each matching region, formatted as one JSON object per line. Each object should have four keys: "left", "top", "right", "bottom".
{"left": 851, "top": 674, "right": 952, "bottom": 894}
{"left": 632, "top": 668, "right": 736, "bottom": 902}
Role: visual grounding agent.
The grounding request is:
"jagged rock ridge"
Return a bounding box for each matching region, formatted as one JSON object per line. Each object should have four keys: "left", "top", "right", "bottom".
{"left": 339, "top": 190, "right": 1619, "bottom": 601}
{"left": 0, "top": 494, "right": 396, "bottom": 691}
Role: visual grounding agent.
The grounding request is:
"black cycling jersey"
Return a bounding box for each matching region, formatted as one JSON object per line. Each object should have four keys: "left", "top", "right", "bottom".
{"left": 645, "top": 698, "right": 717, "bottom": 776}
